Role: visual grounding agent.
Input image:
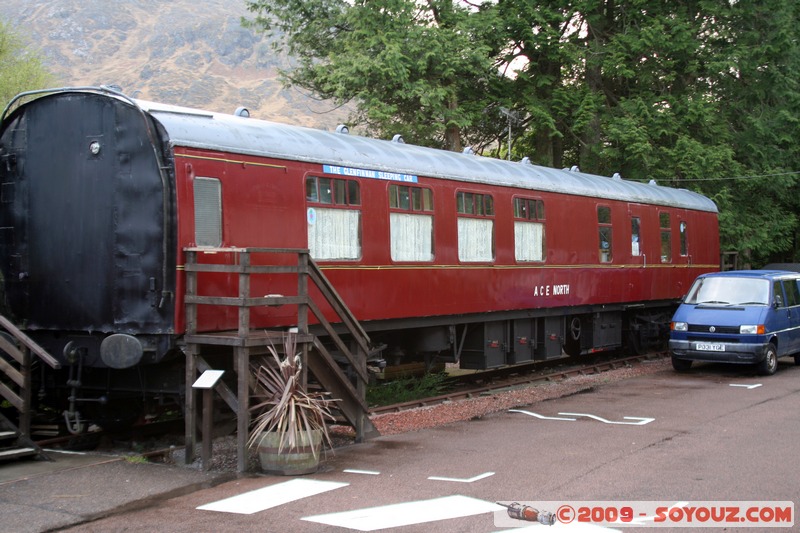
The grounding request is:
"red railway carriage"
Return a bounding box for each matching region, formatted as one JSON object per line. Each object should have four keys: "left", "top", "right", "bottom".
{"left": 0, "top": 87, "right": 718, "bottom": 382}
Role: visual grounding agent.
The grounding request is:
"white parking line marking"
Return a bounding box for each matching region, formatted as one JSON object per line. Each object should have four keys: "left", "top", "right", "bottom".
{"left": 558, "top": 413, "right": 655, "bottom": 425}
{"left": 303, "top": 494, "right": 504, "bottom": 531}
{"left": 197, "top": 478, "right": 348, "bottom": 515}
{"left": 428, "top": 471, "right": 494, "bottom": 483}
{"left": 511, "top": 409, "right": 654, "bottom": 425}
{"left": 509, "top": 409, "right": 577, "bottom": 421}
{"left": 343, "top": 469, "right": 381, "bottom": 475}
{"left": 730, "top": 383, "right": 762, "bottom": 389}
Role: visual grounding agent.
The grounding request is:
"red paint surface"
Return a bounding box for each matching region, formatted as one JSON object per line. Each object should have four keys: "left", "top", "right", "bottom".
{"left": 172, "top": 147, "right": 720, "bottom": 333}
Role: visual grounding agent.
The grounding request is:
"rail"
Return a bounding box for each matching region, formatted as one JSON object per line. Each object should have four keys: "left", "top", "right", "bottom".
{"left": 0, "top": 314, "right": 61, "bottom": 437}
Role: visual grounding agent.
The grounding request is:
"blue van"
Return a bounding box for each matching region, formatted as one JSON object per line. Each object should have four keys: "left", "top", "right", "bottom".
{"left": 669, "top": 270, "right": 800, "bottom": 375}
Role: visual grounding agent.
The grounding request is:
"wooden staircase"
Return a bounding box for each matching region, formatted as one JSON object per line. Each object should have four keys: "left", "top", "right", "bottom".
{"left": 182, "top": 247, "right": 379, "bottom": 472}
{"left": 0, "top": 412, "right": 44, "bottom": 463}
{"left": 0, "top": 315, "right": 61, "bottom": 463}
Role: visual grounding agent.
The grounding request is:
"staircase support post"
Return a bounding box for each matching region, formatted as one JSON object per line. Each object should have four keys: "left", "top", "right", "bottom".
{"left": 298, "top": 252, "right": 309, "bottom": 388}
{"left": 184, "top": 344, "right": 198, "bottom": 465}
{"left": 236, "top": 346, "right": 250, "bottom": 474}
{"left": 19, "top": 347, "right": 31, "bottom": 437}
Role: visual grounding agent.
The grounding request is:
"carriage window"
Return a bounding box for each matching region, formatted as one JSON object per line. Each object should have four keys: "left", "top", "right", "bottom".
{"left": 660, "top": 212, "right": 672, "bottom": 263}
{"left": 631, "top": 217, "right": 641, "bottom": 256}
{"left": 457, "top": 191, "right": 494, "bottom": 216}
{"left": 193, "top": 177, "right": 222, "bottom": 247}
{"left": 306, "top": 176, "right": 360, "bottom": 206}
{"left": 514, "top": 197, "right": 545, "bottom": 262}
{"left": 598, "top": 206, "right": 612, "bottom": 263}
{"left": 679, "top": 221, "right": 687, "bottom": 256}
{"left": 306, "top": 176, "right": 361, "bottom": 260}
{"left": 389, "top": 184, "right": 434, "bottom": 262}
{"left": 457, "top": 191, "right": 494, "bottom": 262}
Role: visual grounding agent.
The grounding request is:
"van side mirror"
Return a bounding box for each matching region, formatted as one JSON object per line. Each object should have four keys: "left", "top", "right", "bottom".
{"left": 774, "top": 295, "right": 783, "bottom": 308}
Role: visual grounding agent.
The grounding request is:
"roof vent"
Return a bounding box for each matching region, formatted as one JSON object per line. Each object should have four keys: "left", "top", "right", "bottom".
{"left": 101, "top": 84, "right": 123, "bottom": 93}
{"left": 570, "top": 165, "right": 580, "bottom": 172}
{"left": 234, "top": 107, "right": 250, "bottom": 118}
{"left": 612, "top": 172, "right": 622, "bottom": 180}
{"left": 520, "top": 157, "right": 531, "bottom": 165}
{"left": 462, "top": 146, "right": 474, "bottom": 155}
{"left": 649, "top": 179, "right": 658, "bottom": 186}
{"left": 335, "top": 124, "right": 350, "bottom": 135}
{"left": 392, "top": 134, "right": 405, "bottom": 144}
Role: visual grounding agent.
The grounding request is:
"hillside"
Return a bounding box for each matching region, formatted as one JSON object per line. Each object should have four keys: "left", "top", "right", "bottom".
{"left": 0, "top": 0, "right": 347, "bottom": 129}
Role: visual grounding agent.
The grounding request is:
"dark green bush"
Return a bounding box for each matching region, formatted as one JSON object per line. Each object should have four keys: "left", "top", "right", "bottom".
{"left": 367, "top": 372, "right": 451, "bottom": 407}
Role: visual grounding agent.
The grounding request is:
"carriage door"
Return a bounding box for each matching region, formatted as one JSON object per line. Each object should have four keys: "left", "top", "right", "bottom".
{"left": 628, "top": 205, "right": 647, "bottom": 266}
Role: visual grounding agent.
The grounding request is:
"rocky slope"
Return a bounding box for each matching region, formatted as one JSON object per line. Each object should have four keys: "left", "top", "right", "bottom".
{"left": 0, "top": 0, "right": 346, "bottom": 128}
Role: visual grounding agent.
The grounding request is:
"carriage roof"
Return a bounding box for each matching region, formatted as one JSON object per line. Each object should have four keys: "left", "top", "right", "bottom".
{"left": 58, "top": 90, "right": 711, "bottom": 213}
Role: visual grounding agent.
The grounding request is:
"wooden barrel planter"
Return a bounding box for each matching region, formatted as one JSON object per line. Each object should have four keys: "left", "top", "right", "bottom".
{"left": 256, "top": 429, "right": 322, "bottom": 475}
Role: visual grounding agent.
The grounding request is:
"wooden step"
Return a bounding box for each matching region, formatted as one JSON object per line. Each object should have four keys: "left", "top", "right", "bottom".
{"left": 0, "top": 446, "right": 37, "bottom": 461}
{"left": 31, "top": 425, "right": 60, "bottom": 438}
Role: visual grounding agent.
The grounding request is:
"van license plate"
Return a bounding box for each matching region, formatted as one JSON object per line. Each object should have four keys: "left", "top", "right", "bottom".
{"left": 696, "top": 343, "right": 725, "bottom": 351}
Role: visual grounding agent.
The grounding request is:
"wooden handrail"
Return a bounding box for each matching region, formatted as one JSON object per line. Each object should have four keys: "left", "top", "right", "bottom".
{"left": 0, "top": 315, "right": 61, "bottom": 369}
{"left": 308, "top": 261, "right": 371, "bottom": 345}
{"left": 183, "top": 247, "right": 369, "bottom": 334}
{"left": 0, "top": 313, "right": 61, "bottom": 437}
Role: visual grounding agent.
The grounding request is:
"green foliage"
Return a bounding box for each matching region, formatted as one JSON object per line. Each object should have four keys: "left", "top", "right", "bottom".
{"left": 0, "top": 22, "right": 54, "bottom": 107}
{"left": 245, "top": 0, "right": 800, "bottom": 264}
{"left": 245, "top": 0, "right": 498, "bottom": 150}
{"left": 366, "top": 372, "right": 451, "bottom": 407}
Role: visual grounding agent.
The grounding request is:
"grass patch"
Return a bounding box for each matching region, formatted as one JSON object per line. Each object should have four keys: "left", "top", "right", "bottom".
{"left": 367, "top": 372, "right": 452, "bottom": 407}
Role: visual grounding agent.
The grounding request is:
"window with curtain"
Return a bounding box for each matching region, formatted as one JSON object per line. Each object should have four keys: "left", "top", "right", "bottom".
{"left": 457, "top": 191, "right": 494, "bottom": 262}
{"left": 306, "top": 176, "right": 361, "bottom": 260}
{"left": 389, "top": 184, "right": 434, "bottom": 261}
{"left": 513, "top": 197, "right": 545, "bottom": 262}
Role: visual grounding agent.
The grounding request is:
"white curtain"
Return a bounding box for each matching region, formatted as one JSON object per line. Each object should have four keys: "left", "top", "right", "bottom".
{"left": 390, "top": 213, "right": 433, "bottom": 261}
{"left": 514, "top": 221, "right": 544, "bottom": 261}
{"left": 458, "top": 217, "right": 494, "bottom": 262}
{"left": 308, "top": 208, "right": 361, "bottom": 259}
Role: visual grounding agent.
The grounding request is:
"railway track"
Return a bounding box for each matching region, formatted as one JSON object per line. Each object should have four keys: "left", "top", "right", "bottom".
{"left": 370, "top": 351, "right": 667, "bottom": 415}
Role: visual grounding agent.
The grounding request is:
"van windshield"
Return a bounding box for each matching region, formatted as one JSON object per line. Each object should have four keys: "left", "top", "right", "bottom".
{"left": 685, "top": 277, "right": 770, "bottom": 306}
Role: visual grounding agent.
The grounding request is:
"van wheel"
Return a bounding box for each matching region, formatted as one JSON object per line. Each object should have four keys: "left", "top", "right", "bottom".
{"left": 794, "top": 353, "right": 800, "bottom": 366}
{"left": 757, "top": 344, "right": 778, "bottom": 376}
{"left": 672, "top": 356, "right": 692, "bottom": 372}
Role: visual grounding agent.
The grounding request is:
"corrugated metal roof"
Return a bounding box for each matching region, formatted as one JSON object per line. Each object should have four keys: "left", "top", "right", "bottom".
{"left": 138, "top": 99, "right": 718, "bottom": 213}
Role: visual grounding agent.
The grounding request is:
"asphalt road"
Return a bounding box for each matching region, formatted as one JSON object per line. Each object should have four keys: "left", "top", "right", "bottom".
{"left": 58, "top": 360, "right": 800, "bottom": 532}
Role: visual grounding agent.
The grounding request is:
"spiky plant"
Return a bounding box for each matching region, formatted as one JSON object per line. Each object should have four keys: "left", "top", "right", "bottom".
{"left": 247, "top": 334, "right": 336, "bottom": 459}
